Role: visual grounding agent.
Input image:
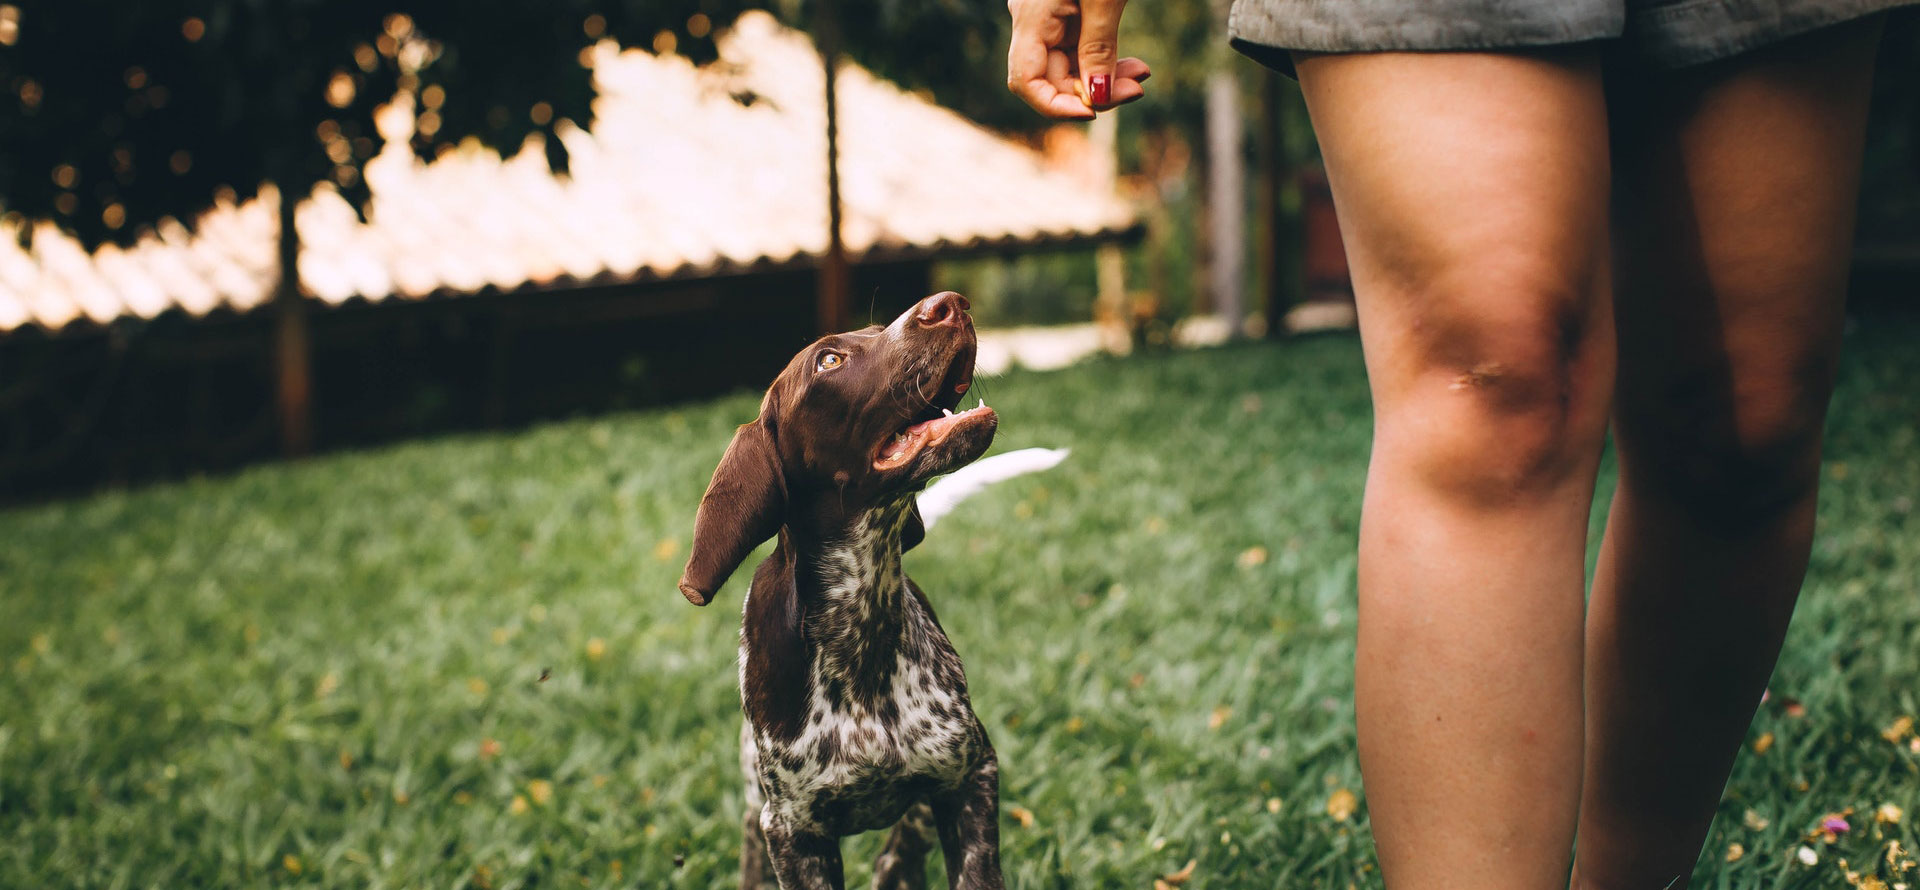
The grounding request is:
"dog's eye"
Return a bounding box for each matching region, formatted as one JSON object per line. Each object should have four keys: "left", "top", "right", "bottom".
{"left": 816, "top": 352, "right": 845, "bottom": 372}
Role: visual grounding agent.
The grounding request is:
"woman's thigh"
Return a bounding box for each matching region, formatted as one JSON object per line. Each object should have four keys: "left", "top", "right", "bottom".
{"left": 1606, "top": 16, "right": 1883, "bottom": 512}
{"left": 1294, "top": 48, "right": 1616, "bottom": 494}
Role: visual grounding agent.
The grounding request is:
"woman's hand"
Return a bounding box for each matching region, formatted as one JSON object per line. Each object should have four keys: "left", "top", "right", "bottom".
{"left": 1006, "top": 0, "right": 1150, "bottom": 119}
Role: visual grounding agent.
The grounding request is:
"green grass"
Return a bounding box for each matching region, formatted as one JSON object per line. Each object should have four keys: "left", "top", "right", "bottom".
{"left": 3, "top": 318, "right": 1918, "bottom": 890}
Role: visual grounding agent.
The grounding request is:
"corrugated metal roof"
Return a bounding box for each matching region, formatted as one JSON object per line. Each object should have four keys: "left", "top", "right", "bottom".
{"left": 0, "top": 11, "right": 1137, "bottom": 334}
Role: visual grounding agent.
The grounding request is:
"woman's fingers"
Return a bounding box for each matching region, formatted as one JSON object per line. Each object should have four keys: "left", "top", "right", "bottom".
{"left": 1005, "top": 0, "right": 1145, "bottom": 118}
{"left": 1007, "top": 0, "right": 1095, "bottom": 119}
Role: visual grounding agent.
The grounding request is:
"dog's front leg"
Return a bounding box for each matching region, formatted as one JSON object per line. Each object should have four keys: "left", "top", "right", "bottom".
{"left": 931, "top": 750, "right": 1005, "bottom": 890}
{"left": 762, "top": 810, "right": 846, "bottom": 890}
{"left": 871, "top": 802, "right": 937, "bottom": 890}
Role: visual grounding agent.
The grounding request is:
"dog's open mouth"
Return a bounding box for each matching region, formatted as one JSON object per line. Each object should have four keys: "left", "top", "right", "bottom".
{"left": 873, "top": 399, "right": 996, "bottom": 471}
{"left": 873, "top": 354, "right": 990, "bottom": 471}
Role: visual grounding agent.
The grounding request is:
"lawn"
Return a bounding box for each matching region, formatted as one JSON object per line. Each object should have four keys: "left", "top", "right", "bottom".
{"left": 2, "top": 317, "right": 1917, "bottom": 890}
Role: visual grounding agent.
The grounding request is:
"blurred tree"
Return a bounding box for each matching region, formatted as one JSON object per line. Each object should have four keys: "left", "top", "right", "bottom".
{"left": 0, "top": 0, "right": 1008, "bottom": 452}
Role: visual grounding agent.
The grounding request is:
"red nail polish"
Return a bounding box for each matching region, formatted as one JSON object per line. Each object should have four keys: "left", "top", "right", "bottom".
{"left": 1089, "top": 74, "right": 1110, "bottom": 106}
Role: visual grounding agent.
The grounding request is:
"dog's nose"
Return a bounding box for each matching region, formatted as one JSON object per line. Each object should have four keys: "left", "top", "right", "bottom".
{"left": 915, "top": 292, "right": 971, "bottom": 329}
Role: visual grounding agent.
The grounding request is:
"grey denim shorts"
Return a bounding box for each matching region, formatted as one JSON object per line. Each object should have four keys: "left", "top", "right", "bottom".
{"left": 1229, "top": 0, "right": 1913, "bottom": 72}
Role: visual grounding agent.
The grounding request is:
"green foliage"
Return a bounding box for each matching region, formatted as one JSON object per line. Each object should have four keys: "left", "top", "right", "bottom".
{"left": 0, "top": 0, "right": 1011, "bottom": 249}
{"left": 2, "top": 319, "right": 1918, "bottom": 888}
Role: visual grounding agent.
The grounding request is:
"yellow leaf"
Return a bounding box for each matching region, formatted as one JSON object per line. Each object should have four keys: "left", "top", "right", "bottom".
{"left": 1326, "top": 788, "right": 1358, "bottom": 822}
{"left": 1753, "top": 732, "right": 1774, "bottom": 754}
{"left": 1160, "top": 858, "right": 1198, "bottom": 886}
{"left": 1007, "top": 805, "right": 1035, "bottom": 829}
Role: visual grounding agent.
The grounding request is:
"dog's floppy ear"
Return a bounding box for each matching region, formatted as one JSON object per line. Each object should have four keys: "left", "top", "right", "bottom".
{"left": 902, "top": 501, "right": 926, "bottom": 552}
{"left": 679, "top": 419, "right": 786, "bottom": 606}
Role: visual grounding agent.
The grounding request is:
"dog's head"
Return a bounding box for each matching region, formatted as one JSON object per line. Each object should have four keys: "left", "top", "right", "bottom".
{"left": 677, "top": 292, "right": 997, "bottom": 606}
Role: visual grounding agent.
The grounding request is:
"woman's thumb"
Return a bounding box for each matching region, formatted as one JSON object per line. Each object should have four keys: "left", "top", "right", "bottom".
{"left": 1076, "top": 0, "right": 1125, "bottom": 107}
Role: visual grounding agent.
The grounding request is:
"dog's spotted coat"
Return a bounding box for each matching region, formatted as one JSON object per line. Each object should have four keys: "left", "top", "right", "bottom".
{"left": 742, "top": 499, "right": 988, "bottom": 839}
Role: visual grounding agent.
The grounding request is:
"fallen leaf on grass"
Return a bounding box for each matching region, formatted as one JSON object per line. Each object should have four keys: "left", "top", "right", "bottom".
{"left": 283, "top": 854, "right": 303, "bottom": 875}
{"left": 1744, "top": 809, "right": 1771, "bottom": 831}
{"left": 1877, "top": 804, "right": 1905, "bottom": 825}
{"left": 1159, "top": 858, "right": 1197, "bottom": 886}
{"left": 1007, "top": 805, "right": 1035, "bottom": 829}
{"left": 1753, "top": 732, "right": 1775, "bottom": 754}
{"left": 1326, "top": 788, "right": 1357, "bottom": 822}
{"left": 1884, "top": 716, "right": 1915, "bottom": 744}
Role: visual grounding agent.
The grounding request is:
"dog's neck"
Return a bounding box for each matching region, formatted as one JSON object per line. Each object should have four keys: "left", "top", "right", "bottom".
{"left": 787, "top": 496, "right": 916, "bottom": 692}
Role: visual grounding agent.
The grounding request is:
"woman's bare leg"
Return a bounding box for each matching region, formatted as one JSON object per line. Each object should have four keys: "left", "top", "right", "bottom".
{"left": 1575, "top": 18, "right": 1884, "bottom": 889}
{"left": 1295, "top": 48, "right": 1614, "bottom": 889}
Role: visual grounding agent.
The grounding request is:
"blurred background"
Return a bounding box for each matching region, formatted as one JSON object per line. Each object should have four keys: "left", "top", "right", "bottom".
{"left": 0, "top": 3, "right": 1906, "bottom": 499}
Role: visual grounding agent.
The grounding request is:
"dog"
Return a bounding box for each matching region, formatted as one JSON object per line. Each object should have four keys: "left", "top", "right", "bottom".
{"left": 679, "top": 292, "right": 1020, "bottom": 890}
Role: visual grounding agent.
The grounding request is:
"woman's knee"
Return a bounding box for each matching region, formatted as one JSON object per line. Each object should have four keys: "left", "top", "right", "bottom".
{"left": 1367, "top": 263, "right": 1613, "bottom": 504}
{"left": 1616, "top": 354, "right": 1834, "bottom": 527}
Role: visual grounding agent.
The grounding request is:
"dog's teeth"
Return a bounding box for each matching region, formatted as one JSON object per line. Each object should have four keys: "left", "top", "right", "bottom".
{"left": 941, "top": 408, "right": 954, "bottom": 418}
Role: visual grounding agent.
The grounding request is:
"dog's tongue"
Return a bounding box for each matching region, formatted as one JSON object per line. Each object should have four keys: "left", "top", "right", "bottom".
{"left": 908, "top": 403, "right": 990, "bottom": 439}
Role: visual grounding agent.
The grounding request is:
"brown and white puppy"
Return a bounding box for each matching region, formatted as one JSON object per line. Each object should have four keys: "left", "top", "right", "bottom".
{"left": 679, "top": 292, "right": 1005, "bottom": 890}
